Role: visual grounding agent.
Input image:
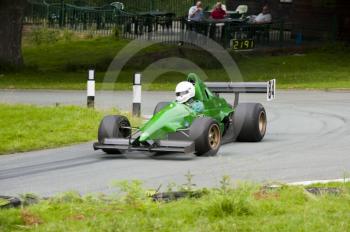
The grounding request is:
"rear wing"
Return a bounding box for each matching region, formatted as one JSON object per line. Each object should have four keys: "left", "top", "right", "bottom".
{"left": 205, "top": 79, "right": 276, "bottom": 106}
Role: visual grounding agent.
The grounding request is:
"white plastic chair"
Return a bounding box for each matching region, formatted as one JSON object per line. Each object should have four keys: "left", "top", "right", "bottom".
{"left": 236, "top": 5, "right": 248, "bottom": 14}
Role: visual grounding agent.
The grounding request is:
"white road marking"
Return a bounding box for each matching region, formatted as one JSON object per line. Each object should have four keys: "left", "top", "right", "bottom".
{"left": 288, "top": 178, "right": 350, "bottom": 186}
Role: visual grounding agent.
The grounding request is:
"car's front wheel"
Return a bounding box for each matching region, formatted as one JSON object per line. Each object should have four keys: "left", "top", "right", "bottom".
{"left": 190, "top": 117, "right": 221, "bottom": 156}
{"left": 98, "top": 115, "right": 131, "bottom": 154}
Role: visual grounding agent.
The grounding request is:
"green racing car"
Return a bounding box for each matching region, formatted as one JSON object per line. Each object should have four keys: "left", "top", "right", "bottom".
{"left": 93, "top": 73, "right": 275, "bottom": 156}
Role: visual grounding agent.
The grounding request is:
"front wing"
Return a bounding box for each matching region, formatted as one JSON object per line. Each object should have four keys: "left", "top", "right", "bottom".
{"left": 94, "top": 138, "right": 195, "bottom": 153}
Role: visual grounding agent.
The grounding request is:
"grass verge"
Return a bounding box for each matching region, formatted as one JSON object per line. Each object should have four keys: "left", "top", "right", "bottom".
{"left": 1, "top": 36, "right": 349, "bottom": 90}
{"left": 1, "top": 180, "right": 350, "bottom": 231}
{"left": 0, "top": 104, "right": 139, "bottom": 155}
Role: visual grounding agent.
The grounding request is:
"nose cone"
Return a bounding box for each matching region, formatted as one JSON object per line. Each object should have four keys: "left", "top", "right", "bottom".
{"left": 139, "top": 132, "right": 150, "bottom": 142}
{"left": 138, "top": 102, "right": 195, "bottom": 142}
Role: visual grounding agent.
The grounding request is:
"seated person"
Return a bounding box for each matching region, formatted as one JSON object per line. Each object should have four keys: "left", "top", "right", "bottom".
{"left": 211, "top": 1, "right": 227, "bottom": 11}
{"left": 221, "top": 3, "right": 227, "bottom": 12}
{"left": 175, "top": 81, "right": 204, "bottom": 113}
{"left": 210, "top": 2, "right": 226, "bottom": 20}
{"left": 188, "top": 1, "right": 203, "bottom": 21}
{"left": 248, "top": 5, "right": 272, "bottom": 24}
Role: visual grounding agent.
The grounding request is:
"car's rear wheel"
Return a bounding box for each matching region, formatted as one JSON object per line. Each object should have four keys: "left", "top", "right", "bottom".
{"left": 190, "top": 117, "right": 221, "bottom": 156}
{"left": 98, "top": 115, "right": 131, "bottom": 154}
{"left": 233, "top": 103, "right": 267, "bottom": 142}
{"left": 153, "top": 102, "right": 171, "bottom": 115}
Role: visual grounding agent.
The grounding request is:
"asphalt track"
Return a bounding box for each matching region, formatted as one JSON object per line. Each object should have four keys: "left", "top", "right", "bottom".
{"left": 1, "top": 90, "right": 350, "bottom": 196}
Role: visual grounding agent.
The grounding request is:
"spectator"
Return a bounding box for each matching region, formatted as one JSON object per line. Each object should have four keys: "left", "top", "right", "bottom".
{"left": 217, "top": 1, "right": 227, "bottom": 11}
{"left": 212, "top": 1, "right": 227, "bottom": 12}
{"left": 210, "top": 2, "right": 226, "bottom": 20}
{"left": 249, "top": 5, "right": 272, "bottom": 24}
{"left": 221, "top": 3, "right": 227, "bottom": 12}
{"left": 188, "top": 1, "right": 203, "bottom": 21}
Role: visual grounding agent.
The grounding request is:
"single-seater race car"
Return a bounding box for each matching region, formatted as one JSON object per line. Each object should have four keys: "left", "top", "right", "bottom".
{"left": 94, "top": 73, "right": 275, "bottom": 156}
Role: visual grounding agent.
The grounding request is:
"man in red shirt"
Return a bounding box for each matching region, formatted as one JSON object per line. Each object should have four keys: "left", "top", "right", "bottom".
{"left": 210, "top": 2, "right": 226, "bottom": 20}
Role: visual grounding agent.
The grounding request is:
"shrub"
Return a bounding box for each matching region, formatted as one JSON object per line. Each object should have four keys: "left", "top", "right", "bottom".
{"left": 200, "top": 184, "right": 256, "bottom": 218}
{"left": 112, "top": 180, "right": 147, "bottom": 206}
{"left": 50, "top": 191, "right": 83, "bottom": 204}
{"left": 112, "top": 27, "right": 122, "bottom": 40}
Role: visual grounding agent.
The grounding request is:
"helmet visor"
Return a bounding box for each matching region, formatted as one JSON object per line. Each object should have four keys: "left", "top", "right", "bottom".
{"left": 176, "top": 90, "right": 189, "bottom": 97}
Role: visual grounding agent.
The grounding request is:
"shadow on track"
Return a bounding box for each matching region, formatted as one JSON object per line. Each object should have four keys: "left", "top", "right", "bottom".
{"left": 99, "top": 151, "right": 196, "bottom": 161}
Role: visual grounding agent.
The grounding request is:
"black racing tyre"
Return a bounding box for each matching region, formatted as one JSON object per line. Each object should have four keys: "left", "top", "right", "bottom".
{"left": 190, "top": 117, "right": 221, "bottom": 156}
{"left": 233, "top": 103, "right": 267, "bottom": 142}
{"left": 153, "top": 102, "right": 171, "bottom": 115}
{"left": 98, "top": 115, "right": 131, "bottom": 154}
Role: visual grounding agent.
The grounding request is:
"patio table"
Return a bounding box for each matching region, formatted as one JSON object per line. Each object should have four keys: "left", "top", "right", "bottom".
{"left": 134, "top": 11, "right": 175, "bottom": 34}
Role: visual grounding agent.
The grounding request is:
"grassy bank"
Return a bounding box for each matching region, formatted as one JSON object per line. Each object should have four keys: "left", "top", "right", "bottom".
{"left": 1, "top": 181, "right": 350, "bottom": 231}
{"left": 1, "top": 35, "right": 349, "bottom": 90}
{"left": 0, "top": 104, "right": 138, "bottom": 155}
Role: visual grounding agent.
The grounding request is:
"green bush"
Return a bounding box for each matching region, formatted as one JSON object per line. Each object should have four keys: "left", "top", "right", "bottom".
{"left": 112, "top": 27, "right": 122, "bottom": 40}
{"left": 200, "top": 184, "right": 256, "bottom": 218}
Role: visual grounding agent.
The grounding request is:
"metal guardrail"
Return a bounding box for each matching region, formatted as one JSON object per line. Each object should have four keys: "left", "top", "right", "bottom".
{"left": 24, "top": 2, "right": 292, "bottom": 47}
{"left": 25, "top": 0, "right": 219, "bottom": 25}
{"left": 24, "top": 1, "right": 335, "bottom": 48}
{"left": 26, "top": 0, "right": 118, "bottom": 27}
{"left": 121, "top": 17, "right": 293, "bottom": 48}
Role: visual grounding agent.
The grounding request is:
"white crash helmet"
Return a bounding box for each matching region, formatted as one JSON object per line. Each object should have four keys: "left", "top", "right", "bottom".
{"left": 175, "top": 81, "right": 195, "bottom": 103}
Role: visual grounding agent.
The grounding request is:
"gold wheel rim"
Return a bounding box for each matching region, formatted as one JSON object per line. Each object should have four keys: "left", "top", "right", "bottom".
{"left": 258, "top": 111, "right": 267, "bottom": 136}
{"left": 208, "top": 124, "right": 221, "bottom": 150}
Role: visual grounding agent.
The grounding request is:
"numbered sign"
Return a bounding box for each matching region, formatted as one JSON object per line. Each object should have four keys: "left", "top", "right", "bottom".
{"left": 231, "top": 39, "right": 255, "bottom": 50}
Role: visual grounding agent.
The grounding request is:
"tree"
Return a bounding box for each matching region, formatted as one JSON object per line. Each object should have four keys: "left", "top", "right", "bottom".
{"left": 0, "top": 0, "right": 27, "bottom": 68}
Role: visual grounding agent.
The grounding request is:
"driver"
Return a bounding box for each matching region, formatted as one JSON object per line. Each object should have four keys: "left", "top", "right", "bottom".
{"left": 175, "top": 81, "right": 204, "bottom": 113}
